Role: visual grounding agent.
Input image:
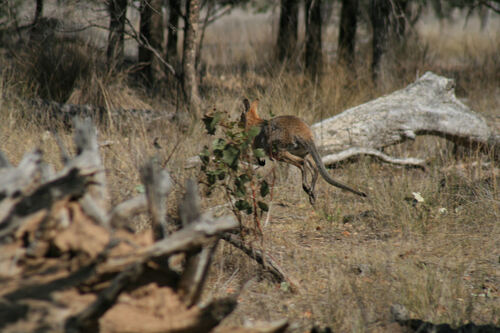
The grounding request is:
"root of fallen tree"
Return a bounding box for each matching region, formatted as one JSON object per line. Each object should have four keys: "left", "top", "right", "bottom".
{"left": 0, "top": 118, "right": 288, "bottom": 333}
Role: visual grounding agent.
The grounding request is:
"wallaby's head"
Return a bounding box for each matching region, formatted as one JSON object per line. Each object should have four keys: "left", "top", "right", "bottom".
{"left": 241, "top": 98, "right": 262, "bottom": 131}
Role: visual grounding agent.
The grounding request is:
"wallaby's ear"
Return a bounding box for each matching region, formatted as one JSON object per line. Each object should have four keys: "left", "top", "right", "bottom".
{"left": 250, "top": 99, "right": 259, "bottom": 115}
{"left": 243, "top": 98, "right": 250, "bottom": 112}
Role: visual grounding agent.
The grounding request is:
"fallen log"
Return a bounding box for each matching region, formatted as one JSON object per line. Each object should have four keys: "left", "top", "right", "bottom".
{"left": 27, "top": 98, "right": 176, "bottom": 124}
{"left": 312, "top": 71, "right": 500, "bottom": 166}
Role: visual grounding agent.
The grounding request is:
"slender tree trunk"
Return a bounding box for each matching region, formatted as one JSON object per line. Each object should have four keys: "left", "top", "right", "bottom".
{"left": 139, "top": 0, "right": 165, "bottom": 83}
{"left": 33, "top": 0, "right": 44, "bottom": 25}
{"left": 167, "top": 0, "right": 181, "bottom": 67}
{"left": 107, "top": 0, "right": 128, "bottom": 69}
{"left": 139, "top": 0, "right": 152, "bottom": 74}
{"left": 337, "top": 0, "right": 358, "bottom": 66}
{"left": 370, "top": 0, "right": 390, "bottom": 82}
{"left": 276, "top": 0, "right": 299, "bottom": 62}
{"left": 304, "top": 0, "right": 322, "bottom": 80}
{"left": 392, "top": 0, "right": 409, "bottom": 43}
{"left": 182, "top": 0, "right": 201, "bottom": 116}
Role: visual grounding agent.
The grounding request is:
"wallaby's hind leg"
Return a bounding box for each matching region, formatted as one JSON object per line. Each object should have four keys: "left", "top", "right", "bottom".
{"left": 275, "top": 151, "right": 315, "bottom": 204}
{"left": 305, "top": 156, "right": 319, "bottom": 204}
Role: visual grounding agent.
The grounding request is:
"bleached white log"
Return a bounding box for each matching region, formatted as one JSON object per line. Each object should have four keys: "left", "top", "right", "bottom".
{"left": 312, "top": 72, "right": 499, "bottom": 165}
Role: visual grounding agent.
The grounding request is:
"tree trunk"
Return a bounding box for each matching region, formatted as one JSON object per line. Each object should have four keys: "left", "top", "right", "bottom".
{"left": 139, "top": 0, "right": 152, "bottom": 75}
{"left": 182, "top": 0, "right": 202, "bottom": 116}
{"left": 392, "top": 0, "right": 409, "bottom": 42}
{"left": 369, "top": 0, "right": 390, "bottom": 82}
{"left": 139, "top": 0, "right": 165, "bottom": 83}
{"left": 276, "top": 0, "right": 299, "bottom": 63}
{"left": 311, "top": 72, "right": 500, "bottom": 166}
{"left": 304, "top": 0, "right": 322, "bottom": 80}
{"left": 167, "top": 0, "right": 181, "bottom": 68}
{"left": 107, "top": 0, "right": 128, "bottom": 69}
{"left": 337, "top": 0, "right": 358, "bottom": 66}
{"left": 33, "top": 0, "right": 44, "bottom": 25}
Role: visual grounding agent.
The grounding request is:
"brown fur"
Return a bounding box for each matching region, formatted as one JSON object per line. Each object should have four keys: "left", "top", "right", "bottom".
{"left": 242, "top": 99, "right": 367, "bottom": 204}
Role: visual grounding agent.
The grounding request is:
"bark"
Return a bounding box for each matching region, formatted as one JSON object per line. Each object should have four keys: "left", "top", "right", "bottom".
{"left": 106, "top": 0, "right": 128, "bottom": 68}
{"left": 337, "top": 0, "right": 358, "bottom": 66}
{"left": 182, "top": 0, "right": 202, "bottom": 116}
{"left": 311, "top": 72, "right": 500, "bottom": 166}
{"left": 33, "top": 0, "right": 44, "bottom": 25}
{"left": 304, "top": 0, "right": 322, "bottom": 80}
{"left": 166, "top": 0, "right": 181, "bottom": 66}
{"left": 140, "top": 160, "right": 174, "bottom": 239}
{"left": 177, "top": 179, "right": 218, "bottom": 307}
{"left": 392, "top": 0, "right": 409, "bottom": 42}
{"left": 277, "top": 0, "right": 299, "bottom": 62}
{"left": 369, "top": 0, "right": 391, "bottom": 82}
{"left": 139, "top": 0, "right": 165, "bottom": 83}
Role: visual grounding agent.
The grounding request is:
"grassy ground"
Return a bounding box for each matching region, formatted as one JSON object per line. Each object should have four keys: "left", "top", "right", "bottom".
{"left": 0, "top": 4, "right": 499, "bottom": 332}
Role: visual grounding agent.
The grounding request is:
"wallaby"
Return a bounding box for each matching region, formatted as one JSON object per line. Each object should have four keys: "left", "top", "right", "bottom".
{"left": 242, "top": 98, "right": 367, "bottom": 204}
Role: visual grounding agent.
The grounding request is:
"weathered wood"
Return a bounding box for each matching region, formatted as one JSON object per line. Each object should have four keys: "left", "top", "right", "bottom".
{"left": 71, "top": 118, "right": 109, "bottom": 212}
{"left": 321, "top": 147, "right": 426, "bottom": 168}
{"left": 179, "top": 179, "right": 202, "bottom": 227}
{"left": 0, "top": 117, "right": 265, "bottom": 333}
{"left": 0, "top": 168, "right": 88, "bottom": 243}
{"left": 178, "top": 180, "right": 222, "bottom": 307}
{"left": 140, "top": 160, "right": 174, "bottom": 238}
{"left": 0, "top": 151, "right": 11, "bottom": 169}
{"left": 109, "top": 194, "right": 147, "bottom": 228}
{"left": 65, "top": 263, "right": 144, "bottom": 333}
{"left": 0, "top": 150, "right": 43, "bottom": 199}
{"left": 178, "top": 179, "right": 203, "bottom": 305}
{"left": 179, "top": 241, "right": 219, "bottom": 307}
{"left": 312, "top": 71, "right": 499, "bottom": 165}
{"left": 144, "top": 214, "right": 237, "bottom": 260}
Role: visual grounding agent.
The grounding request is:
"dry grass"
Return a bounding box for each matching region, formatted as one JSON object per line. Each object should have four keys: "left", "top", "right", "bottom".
{"left": 0, "top": 5, "right": 499, "bottom": 333}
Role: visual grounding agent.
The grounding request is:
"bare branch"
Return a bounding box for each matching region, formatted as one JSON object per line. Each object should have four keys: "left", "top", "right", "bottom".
{"left": 109, "top": 194, "right": 148, "bottom": 229}
{"left": 221, "top": 233, "right": 301, "bottom": 292}
{"left": 322, "top": 147, "right": 426, "bottom": 168}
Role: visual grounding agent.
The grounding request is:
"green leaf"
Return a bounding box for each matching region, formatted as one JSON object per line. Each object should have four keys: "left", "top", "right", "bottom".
{"left": 280, "top": 282, "right": 290, "bottom": 292}
{"left": 260, "top": 180, "right": 269, "bottom": 197}
{"left": 254, "top": 148, "right": 266, "bottom": 158}
{"left": 213, "top": 149, "right": 223, "bottom": 158}
{"left": 207, "top": 173, "right": 216, "bottom": 185}
{"left": 234, "top": 176, "right": 247, "bottom": 197}
{"left": 202, "top": 112, "right": 223, "bottom": 135}
{"left": 135, "top": 184, "right": 145, "bottom": 193}
{"left": 222, "top": 145, "right": 240, "bottom": 169}
{"left": 199, "top": 147, "right": 210, "bottom": 165}
{"left": 238, "top": 174, "right": 251, "bottom": 183}
{"left": 257, "top": 201, "right": 269, "bottom": 212}
{"left": 247, "top": 125, "right": 261, "bottom": 139}
{"left": 235, "top": 200, "right": 251, "bottom": 213}
{"left": 212, "top": 138, "right": 226, "bottom": 150}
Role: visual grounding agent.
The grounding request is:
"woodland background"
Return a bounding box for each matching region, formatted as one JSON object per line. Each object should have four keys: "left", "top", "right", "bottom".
{"left": 0, "top": 0, "right": 499, "bottom": 332}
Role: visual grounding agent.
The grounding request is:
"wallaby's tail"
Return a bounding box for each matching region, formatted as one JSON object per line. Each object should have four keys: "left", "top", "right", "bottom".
{"left": 307, "top": 141, "right": 367, "bottom": 197}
